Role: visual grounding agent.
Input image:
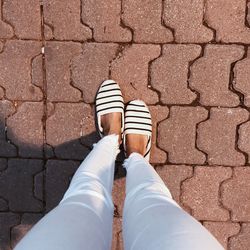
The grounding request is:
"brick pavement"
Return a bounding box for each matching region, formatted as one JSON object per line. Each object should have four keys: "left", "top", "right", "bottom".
{"left": 0, "top": 0, "right": 250, "bottom": 249}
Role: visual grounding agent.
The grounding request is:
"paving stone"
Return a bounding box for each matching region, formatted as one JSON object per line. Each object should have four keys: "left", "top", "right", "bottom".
{"left": 0, "top": 159, "right": 43, "bottom": 211}
{"left": 32, "top": 54, "right": 44, "bottom": 89}
{"left": 112, "top": 177, "right": 126, "bottom": 216}
{"left": 0, "top": 86, "right": 4, "bottom": 99}
{"left": 43, "top": 0, "right": 92, "bottom": 41}
{"left": 197, "top": 108, "right": 249, "bottom": 166}
{"left": 71, "top": 43, "right": 119, "bottom": 103}
{"left": 45, "top": 160, "right": 79, "bottom": 211}
{"left": 0, "top": 198, "right": 8, "bottom": 211}
{"left": 149, "top": 106, "right": 169, "bottom": 163}
{"left": 205, "top": 0, "right": 250, "bottom": 43}
{"left": 151, "top": 45, "right": 200, "bottom": 104}
{"left": 239, "top": 121, "right": 250, "bottom": 164}
{"left": 0, "top": 158, "right": 7, "bottom": 171}
{"left": 81, "top": 0, "right": 132, "bottom": 42}
{"left": 158, "top": 106, "right": 208, "bottom": 164}
{"left": 156, "top": 165, "right": 193, "bottom": 204}
{"left": 234, "top": 48, "right": 250, "bottom": 107}
{"left": 46, "top": 103, "right": 98, "bottom": 160}
{"left": 11, "top": 213, "right": 43, "bottom": 248}
{"left": 3, "top": 0, "right": 41, "bottom": 39}
{"left": 122, "top": 0, "right": 173, "bottom": 43}
{"left": 164, "top": 0, "right": 213, "bottom": 43}
{"left": 0, "top": 100, "right": 17, "bottom": 157}
{"left": 229, "top": 223, "right": 250, "bottom": 250}
{"left": 190, "top": 45, "right": 243, "bottom": 107}
{"left": 0, "top": 0, "right": 14, "bottom": 39}
{"left": 0, "top": 213, "right": 19, "bottom": 250}
{"left": 7, "top": 102, "right": 44, "bottom": 158}
{"left": 203, "top": 222, "right": 240, "bottom": 249}
{"left": 182, "top": 166, "right": 232, "bottom": 221}
{"left": 111, "top": 44, "right": 160, "bottom": 104}
{"left": 222, "top": 167, "right": 250, "bottom": 221}
{"left": 0, "top": 41, "right": 43, "bottom": 101}
{"left": 45, "top": 42, "right": 82, "bottom": 102}
{"left": 112, "top": 217, "right": 123, "bottom": 250}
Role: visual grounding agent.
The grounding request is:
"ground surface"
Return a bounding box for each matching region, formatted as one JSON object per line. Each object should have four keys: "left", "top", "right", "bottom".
{"left": 0, "top": 0, "right": 250, "bottom": 249}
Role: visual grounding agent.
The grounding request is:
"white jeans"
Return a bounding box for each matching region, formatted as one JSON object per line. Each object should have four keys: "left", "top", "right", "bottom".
{"left": 15, "top": 135, "right": 223, "bottom": 250}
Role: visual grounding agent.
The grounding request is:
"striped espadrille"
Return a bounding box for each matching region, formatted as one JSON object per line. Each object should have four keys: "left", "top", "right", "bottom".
{"left": 95, "top": 80, "right": 124, "bottom": 138}
{"left": 123, "top": 100, "right": 152, "bottom": 161}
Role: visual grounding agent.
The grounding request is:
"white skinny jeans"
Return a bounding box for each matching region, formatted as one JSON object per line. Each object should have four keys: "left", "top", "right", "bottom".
{"left": 15, "top": 135, "right": 223, "bottom": 250}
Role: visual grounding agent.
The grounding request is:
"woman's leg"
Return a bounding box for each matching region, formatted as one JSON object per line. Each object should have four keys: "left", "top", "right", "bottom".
{"left": 123, "top": 153, "right": 224, "bottom": 250}
{"left": 15, "top": 135, "right": 119, "bottom": 250}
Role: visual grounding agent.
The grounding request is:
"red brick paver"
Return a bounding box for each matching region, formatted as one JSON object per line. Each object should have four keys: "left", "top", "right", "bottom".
{"left": 0, "top": 1, "right": 250, "bottom": 250}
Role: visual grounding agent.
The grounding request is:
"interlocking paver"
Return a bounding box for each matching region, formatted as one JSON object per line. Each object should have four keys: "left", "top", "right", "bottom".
{"left": 190, "top": 45, "right": 243, "bottom": 107}
{"left": 0, "top": 41, "right": 43, "bottom": 101}
{"left": 0, "top": 213, "right": 19, "bottom": 250}
{"left": 32, "top": 54, "right": 44, "bottom": 89}
{"left": 46, "top": 103, "right": 97, "bottom": 160}
{"left": 222, "top": 167, "right": 250, "bottom": 221}
{"left": 112, "top": 217, "right": 123, "bottom": 250}
{"left": 197, "top": 108, "right": 249, "bottom": 166}
{"left": 234, "top": 48, "right": 250, "bottom": 107}
{"left": 229, "top": 223, "right": 250, "bottom": 250}
{"left": 3, "top": 0, "right": 41, "bottom": 39}
{"left": 0, "top": 100, "right": 17, "bottom": 157}
{"left": 0, "top": 0, "right": 13, "bottom": 39}
{"left": 0, "top": 159, "right": 43, "bottom": 211}
{"left": 45, "top": 160, "right": 79, "bottom": 211}
{"left": 43, "top": 0, "right": 92, "bottom": 41}
{"left": 238, "top": 121, "right": 250, "bottom": 164}
{"left": 111, "top": 44, "right": 160, "bottom": 104}
{"left": 158, "top": 106, "right": 208, "bottom": 164}
{"left": 71, "top": 43, "right": 119, "bottom": 103}
{"left": 203, "top": 222, "right": 240, "bottom": 249}
{"left": 122, "top": 0, "right": 173, "bottom": 43}
{"left": 205, "top": 0, "right": 250, "bottom": 43}
{"left": 11, "top": 213, "right": 43, "bottom": 248}
{"left": 182, "top": 166, "right": 232, "bottom": 221}
{"left": 113, "top": 177, "right": 126, "bottom": 216}
{"left": 7, "top": 102, "right": 44, "bottom": 158}
{"left": 45, "top": 42, "right": 82, "bottom": 102}
{"left": 164, "top": 0, "right": 213, "bottom": 43}
{"left": 81, "top": 0, "right": 132, "bottom": 42}
{"left": 156, "top": 165, "right": 193, "bottom": 204}
{"left": 151, "top": 45, "right": 200, "bottom": 104}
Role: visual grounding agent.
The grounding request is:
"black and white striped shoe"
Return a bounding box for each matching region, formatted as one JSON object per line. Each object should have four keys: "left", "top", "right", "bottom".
{"left": 123, "top": 100, "right": 152, "bottom": 161}
{"left": 95, "top": 80, "right": 124, "bottom": 138}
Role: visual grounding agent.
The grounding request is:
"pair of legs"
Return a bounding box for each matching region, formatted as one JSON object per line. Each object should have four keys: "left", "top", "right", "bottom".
{"left": 15, "top": 113, "right": 223, "bottom": 250}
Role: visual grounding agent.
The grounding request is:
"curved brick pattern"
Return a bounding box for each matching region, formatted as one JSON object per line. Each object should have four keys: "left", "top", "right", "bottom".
{"left": 156, "top": 165, "right": 193, "bottom": 204}
{"left": 234, "top": 48, "right": 250, "bottom": 107}
{"left": 0, "top": 100, "right": 17, "bottom": 157}
{"left": 11, "top": 213, "right": 43, "bottom": 248}
{"left": 81, "top": 0, "right": 132, "bottom": 42}
{"left": 45, "top": 160, "right": 79, "bottom": 211}
{"left": 0, "top": 213, "right": 19, "bottom": 250}
{"left": 229, "top": 223, "right": 250, "bottom": 250}
{"left": 71, "top": 43, "right": 118, "bottom": 104}
{"left": 111, "top": 44, "right": 160, "bottom": 104}
{"left": 3, "top": 0, "right": 41, "bottom": 39}
{"left": 239, "top": 121, "right": 250, "bottom": 164}
{"left": 46, "top": 103, "right": 98, "bottom": 160}
{"left": 0, "top": 41, "right": 43, "bottom": 101}
{"left": 222, "top": 167, "right": 250, "bottom": 221}
{"left": 45, "top": 42, "right": 82, "bottom": 102}
{"left": 151, "top": 45, "right": 200, "bottom": 104}
{"left": 7, "top": 102, "right": 44, "bottom": 158}
{"left": 197, "top": 108, "right": 249, "bottom": 166}
{"left": 0, "top": 0, "right": 13, "bottom": 38}
{"left": 158, "top": 106, "right": 208, "bottom": 164}
{"left": 203, "top": 222, "right": 240, "bottom": 249}
{"left": 182, "top": 166, "right": 232, "bottom": 221}
{"left": 205, "top": 0, "right": 250, "bottom": 43}
{"left": 149, "top": 106, "right": 169, "bottom": 163}
{"left": 0, "top": 159, "right": 43, "bottom": 211}
{"left": 122, "top": 0, "right": 173, "bottom": 43}
{"left": 164, "top": 0, "right": 213, "bottom": 43}
{"left": 190, "top": 45, "right": 243, "bottom": 107}
{"left": 43, "top": 0, "right": 92, "bottom": 41}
